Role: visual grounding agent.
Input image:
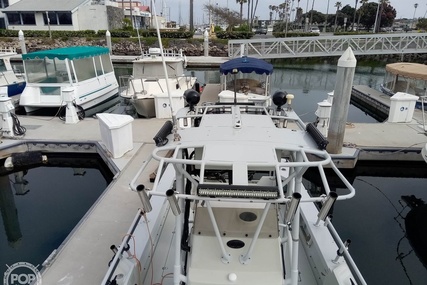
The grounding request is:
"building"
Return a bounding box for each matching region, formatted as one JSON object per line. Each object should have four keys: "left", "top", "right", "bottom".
{"left": 117, "top": 1, "right": 151, "bottom": 29}
{"left": 2, "top": 0, "right": 123, "bottom": 31}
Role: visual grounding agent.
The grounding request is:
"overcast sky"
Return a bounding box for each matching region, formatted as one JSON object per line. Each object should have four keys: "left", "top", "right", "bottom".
{"left": 143, "top": 0, "right": 426, "bottom": 25}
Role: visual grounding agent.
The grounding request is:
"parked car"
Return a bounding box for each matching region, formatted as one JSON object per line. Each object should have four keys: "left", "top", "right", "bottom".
{"left": 255, "top": 27, "right": 267, "bottom": 35}
{"left": 309, "top": 26, "right": 320, "bottom": 35}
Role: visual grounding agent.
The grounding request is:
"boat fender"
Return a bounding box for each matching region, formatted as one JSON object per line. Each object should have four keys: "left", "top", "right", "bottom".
{"left": 272, "top": 91, "right": 288, "bottom": 111}
{"left": 153, "top": 120, "right": 173, "bottom": 146}
{"left": 4, "top": 151, "right": 47, "bottom": 170}
{"left": 183, "top": 89, "right": 200, "bottom": 111}
{"left": 306, "top": 123, "right": 329, "bottom": 150}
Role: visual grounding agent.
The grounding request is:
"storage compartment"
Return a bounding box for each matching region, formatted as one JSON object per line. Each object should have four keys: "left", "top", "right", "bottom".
{"left": 154, "top": 91, "right": 184, "bottom": 119}
{"left": 388, "top": 92, "right": 418, "bottom": 123}
{"left": 97, "top": 113, "right": 134, "bottom": 158}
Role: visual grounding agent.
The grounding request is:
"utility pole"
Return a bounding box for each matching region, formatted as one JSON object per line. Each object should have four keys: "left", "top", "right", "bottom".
{"left": 190, "top": 0, "right": 194, "bottom": 31}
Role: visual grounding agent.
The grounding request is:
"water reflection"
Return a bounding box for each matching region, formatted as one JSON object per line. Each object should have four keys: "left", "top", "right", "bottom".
{"left": 185, "top": 63, "right": 386, "bottom": 123}
{"left": 0, "top": 153, "right": 113, "bottom": 278}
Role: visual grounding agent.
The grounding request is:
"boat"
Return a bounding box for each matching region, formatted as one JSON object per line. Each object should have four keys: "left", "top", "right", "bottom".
{"left": 19, "top": 46, "right": 119, "bottom": 116}
{"left": 0, "top": 48, "right": 26, "bottom": 100}
{"left": 102, "top": 57, "right": 366, "bottom": 285}
{"left": 119, "top": 48, "right": 197, "bottom": 118}
{"left": 218, "top": 56, "right": 272, "bottom": 106}
{"left": 380, "top": 62, "right": 427, "bottom": 108}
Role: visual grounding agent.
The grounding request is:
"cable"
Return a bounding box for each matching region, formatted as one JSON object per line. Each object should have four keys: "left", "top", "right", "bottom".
{"left": 11, "top": 113, "right": 26, "bottom": 136}
{"left": 58, "top": 102, "right": 85, "bottom": 121}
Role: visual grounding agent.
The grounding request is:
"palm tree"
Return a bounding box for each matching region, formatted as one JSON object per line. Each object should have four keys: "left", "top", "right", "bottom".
{"left": 351, "top": 0, "right": 358, "bottom": 31}
{"left": 334, "top": 1, "right": 342, "bottom": 32}
{"left": 357, "top": 0, "right": 368, "bottom": 31}
{"left": 375, "top": 0, "right": 390, "bottom": 33}
{"left": 412, "top": 3, "right": 419, "bottom": 29}
{"left": 237, "top": 0, "right": 248, "bottom": 20}
{"left": 310, "top": 0, "right": 316, "bottom": 27}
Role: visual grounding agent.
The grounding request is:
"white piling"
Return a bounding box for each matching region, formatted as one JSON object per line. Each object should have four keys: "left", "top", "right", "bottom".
{"left": 18, "top": 30, "right": 26, "bottom": 54}
{"left": 326, "top": 47, "right": 357, "bottom": 154}
{"left": 203, "top": 29, "right": 209, "bottom": 57}
{"left": 106, "top": 30, "right": 112, "bottom": 53}
{"left": 62, "top": 88, "right": 79, "bottom": 124}
{"left": 0, "top": 96, "right": 15, "bottom": 138}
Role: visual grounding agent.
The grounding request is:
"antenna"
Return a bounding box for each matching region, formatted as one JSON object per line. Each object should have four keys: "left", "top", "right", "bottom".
{"left": 152, "top": 0, "right": 178, "bottom": 131}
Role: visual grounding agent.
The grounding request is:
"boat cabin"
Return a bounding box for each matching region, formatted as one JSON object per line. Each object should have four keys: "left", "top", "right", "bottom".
{"left": 131, "top": 48, "right": 187, "bottom": 79}
{"left": 382, "top": 62, "right": 427, "bottom": 98}
{"left": 218, "top": 56, "right": 272, "bottom": 105}
{"left": 19, "top": 46, "right": 118, "bottom": 114}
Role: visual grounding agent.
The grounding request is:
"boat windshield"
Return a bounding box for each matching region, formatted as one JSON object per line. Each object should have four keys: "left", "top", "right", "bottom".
{"left": 24, "top": 58, "right": 71, "bottom": 84}
{"left": 24, "top": 54, "right": 113, "bottom": 84}
{"left": 0, "top": 59, "right": 7, "bottom": 72}
{"left": 132, "top": 61, "right": 183, "bottom": 78}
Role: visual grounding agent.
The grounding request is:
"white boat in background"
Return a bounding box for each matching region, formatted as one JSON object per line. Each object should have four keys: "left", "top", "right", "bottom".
{"left": 19, "top": 46, "right": 119, "bottom": 116}
{"left": 380, "top": 62, "right": 427, "bottom": 108}
{"left": 218, "top": 56, "right": 272, "bottom": 106}
{"left": 119, "top": 48, "right": 197, "bottom": 118}
{"left": 0, "top": 47, "right": 26, "bottom": 100}
{"left": 103, "top": 57, "right": 366, "bottom": 285}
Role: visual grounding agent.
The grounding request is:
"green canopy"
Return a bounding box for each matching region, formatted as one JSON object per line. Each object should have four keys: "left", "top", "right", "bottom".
{"left": 22, "top": 46, "right": 110, "bottom": 60}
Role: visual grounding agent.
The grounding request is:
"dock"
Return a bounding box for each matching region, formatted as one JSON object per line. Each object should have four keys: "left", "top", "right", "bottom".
{"left": 0, "top": 87, "right": 426, "bottom": 283}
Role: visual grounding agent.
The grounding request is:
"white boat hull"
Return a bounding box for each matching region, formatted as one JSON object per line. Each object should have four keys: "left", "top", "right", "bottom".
{"left": 121, "top": 76, "right": 196, "bottom": 118}
{"left": 20, "top": 76, "right": 119, "bottom": 115}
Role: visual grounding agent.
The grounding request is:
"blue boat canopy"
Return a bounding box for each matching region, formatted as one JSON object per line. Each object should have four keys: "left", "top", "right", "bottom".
{"left": 22, "top": 46, "right": 110, "bottom": 60}
{"left": 220, "top": 56, "right": 273, "bottom": 75}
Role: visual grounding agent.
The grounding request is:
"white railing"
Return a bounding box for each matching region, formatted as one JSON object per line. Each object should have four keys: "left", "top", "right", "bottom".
{"left": 229, "top": 33, "right": 427, "bottom": 59}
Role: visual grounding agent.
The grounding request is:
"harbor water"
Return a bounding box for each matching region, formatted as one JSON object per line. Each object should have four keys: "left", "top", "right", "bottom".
{"left": 0, "top": 61, "right": 426, "bottom": 284}
{"left": 0, "top": 155, "right": 113, "bottom": 279}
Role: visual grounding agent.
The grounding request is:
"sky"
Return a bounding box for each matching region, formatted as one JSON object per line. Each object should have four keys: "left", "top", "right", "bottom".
{"left": 141, "top": 0, "right": 426, "bottom": 26}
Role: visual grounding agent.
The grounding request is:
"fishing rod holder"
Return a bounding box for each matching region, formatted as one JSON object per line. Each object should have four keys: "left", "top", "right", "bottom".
{"left": 332, "top": 239, "right": 351, "bottom": 263}
{"left": 166, "top": 189, "right": 181, "bottom": 216}
{"left": 136, "top": 184, "right": 152, "bottom": 214}
{"left": 284, "top": 192, "right": 302, "bottom": 226}
{"left": 315, "top": 192, "right": 338, "bottom": 226}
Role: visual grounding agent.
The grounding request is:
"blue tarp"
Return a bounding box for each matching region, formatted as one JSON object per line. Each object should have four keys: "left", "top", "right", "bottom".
{"left": 220, "top": 56, "right": 273, "bottom": 75}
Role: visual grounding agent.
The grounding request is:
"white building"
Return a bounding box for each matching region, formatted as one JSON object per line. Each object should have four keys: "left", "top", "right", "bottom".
{"left": 3, "top": 0, "right": 123, "bottom": 31}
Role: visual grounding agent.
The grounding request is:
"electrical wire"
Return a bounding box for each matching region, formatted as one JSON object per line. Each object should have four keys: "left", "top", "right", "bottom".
{"left": 141, "top": 212, "right": 155, "bottom": 285}
{"left": 11, "top": 113, "right": 26, "bottom": 135}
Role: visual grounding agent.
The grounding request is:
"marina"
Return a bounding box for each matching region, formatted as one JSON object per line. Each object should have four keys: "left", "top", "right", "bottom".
{"left": 1, "top": 49, "right": 427, "bottom": 285}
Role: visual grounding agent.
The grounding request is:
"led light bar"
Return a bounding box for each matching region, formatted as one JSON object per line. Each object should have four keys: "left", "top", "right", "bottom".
{"left": 197, "top": 184, "right": 279, "bottom": 199}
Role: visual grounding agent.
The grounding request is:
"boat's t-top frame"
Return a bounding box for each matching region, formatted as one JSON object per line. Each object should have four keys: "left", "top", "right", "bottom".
{"left": 120, "top": 102, "right": 365, "bottom": 285}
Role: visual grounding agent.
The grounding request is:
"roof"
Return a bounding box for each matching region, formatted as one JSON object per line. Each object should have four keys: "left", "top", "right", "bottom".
{"left": 22, "top": 46, "right": 110, "bottom": 60}
{"left": 3, "top": 0, "right": 90, "bottom": 12}
{"left": 220, "top": 56, "right": 273, "bottom": 75}
{"left": 385, "top": 62, "right": 427, "bottom": 81}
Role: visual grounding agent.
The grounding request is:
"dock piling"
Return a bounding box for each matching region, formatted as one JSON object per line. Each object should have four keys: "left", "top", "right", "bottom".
{"left": 327, "top": 47, "right": 357, "bottom": 154}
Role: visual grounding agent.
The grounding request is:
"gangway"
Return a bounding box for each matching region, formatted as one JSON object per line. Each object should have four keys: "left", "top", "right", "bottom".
{"left": 229, "top": 33, "right": 427, "bottom": 59}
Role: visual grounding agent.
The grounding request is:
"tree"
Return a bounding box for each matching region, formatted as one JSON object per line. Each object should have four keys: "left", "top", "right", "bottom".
{"left": 236, "top": 0, "right": 248, "bottom": 20}
{"left": 357, "top": 0, "right": 369, "bottom": 30}
{"left": 358, "top": 1, "right": 395, "bottom": 31}
{"left": 352, "top": 0, "right": 358, "bottom": 30}
{"left": 334, "top": 2, "right": 342, "bottom": 32}
{"left": 204, "top": 4, "right": 243, "bottom": 31}
{"left": 416, "top": 18, "right": 427, "bottom": 30}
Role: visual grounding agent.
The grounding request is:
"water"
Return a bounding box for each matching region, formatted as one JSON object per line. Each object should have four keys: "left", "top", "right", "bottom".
{"left": 0, "top": 155, "right": 113, "bottom": 279}
{"left": 304, "top": 161, "right": 427, "bottom": 285}
{"left": 186, "top": 62, "right": 385, "bottom": 123}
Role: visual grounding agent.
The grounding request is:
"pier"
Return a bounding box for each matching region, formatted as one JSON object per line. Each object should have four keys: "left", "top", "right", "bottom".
{"left": 228, "top": 33, "right": 427, "bottom": 59}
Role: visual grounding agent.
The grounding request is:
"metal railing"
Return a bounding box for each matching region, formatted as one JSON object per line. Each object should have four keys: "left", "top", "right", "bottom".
{"left": 228, "top": 33, "right": 427, "bottom": 59}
